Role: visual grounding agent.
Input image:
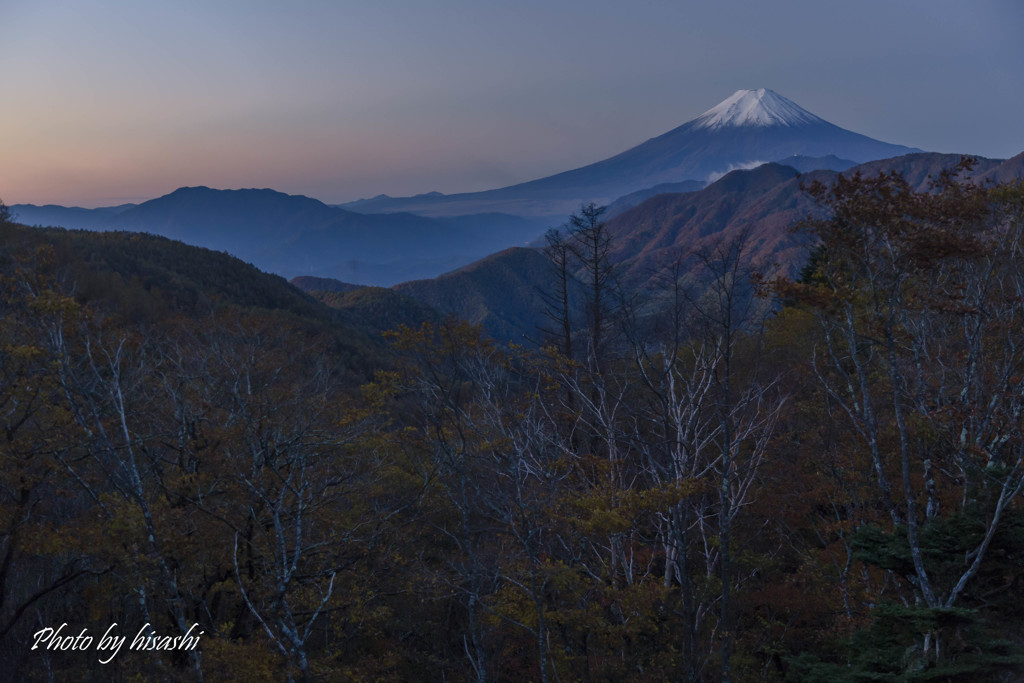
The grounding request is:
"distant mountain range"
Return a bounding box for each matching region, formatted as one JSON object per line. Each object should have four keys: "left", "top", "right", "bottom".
{"left": 13, "top": 188, "right": 547, "bottom": 286}
{"left": 294, "top": 151, "right": 1024, "bottom": 342}
{"left": 10, "top": 89, "right": 969, "bottom": 289}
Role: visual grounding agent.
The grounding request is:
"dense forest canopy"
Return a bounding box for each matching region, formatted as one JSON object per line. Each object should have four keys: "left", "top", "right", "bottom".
{"left": 2, "top": 166, "right": 1024, "bottom": 681}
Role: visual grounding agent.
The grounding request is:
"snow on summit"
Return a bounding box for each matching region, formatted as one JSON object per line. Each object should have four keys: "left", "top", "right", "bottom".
{"left": 694, "top": 89, "right": 827, "bottom": 129}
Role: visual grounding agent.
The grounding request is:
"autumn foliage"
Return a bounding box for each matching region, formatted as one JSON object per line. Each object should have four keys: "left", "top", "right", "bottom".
{"left": 2, "top": 169, "right": 1024, "bottom": 681}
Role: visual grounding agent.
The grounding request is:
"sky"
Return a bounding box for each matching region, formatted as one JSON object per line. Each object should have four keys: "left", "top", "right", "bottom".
{"left": 2, "top": 0, "right": 1022, "bottom": 208}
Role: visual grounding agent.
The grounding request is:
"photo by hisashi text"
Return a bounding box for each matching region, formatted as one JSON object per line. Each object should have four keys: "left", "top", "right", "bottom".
{"left": 31, "top": 623, "right": 203, "bottom": 664}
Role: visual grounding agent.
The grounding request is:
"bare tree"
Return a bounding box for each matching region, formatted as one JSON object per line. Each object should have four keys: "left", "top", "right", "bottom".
{"left": 628, "top": 233, "right": 786, "bottom": 681}
{"left": 539, "top": 228, "right": 576, "bottom": 360}
{"left": 566, "top": 203, "right": 617, "bottom": 370}
{"left": 794, "top": 169, "right": 1024, "bottom": 665}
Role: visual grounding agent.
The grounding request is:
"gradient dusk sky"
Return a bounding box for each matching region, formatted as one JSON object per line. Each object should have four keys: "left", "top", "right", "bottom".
{"left": 2, "top": 0, "right": 1022, "bottom": 208}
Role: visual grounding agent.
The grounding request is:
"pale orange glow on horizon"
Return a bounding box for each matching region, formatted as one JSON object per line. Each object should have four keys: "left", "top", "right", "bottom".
{"left": 2, "top": 0, "right": 1020, "bottom": 208}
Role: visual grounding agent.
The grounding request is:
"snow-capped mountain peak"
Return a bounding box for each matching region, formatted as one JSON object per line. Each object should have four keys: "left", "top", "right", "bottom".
{"left": 693, "top": 88, "right": 826, "bottom": 129}
{"left": 338, "top": 88, "right": 920, "bottom": 218}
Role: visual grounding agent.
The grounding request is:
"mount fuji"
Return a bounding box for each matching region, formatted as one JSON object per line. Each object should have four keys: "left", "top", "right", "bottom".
{"left": 343, "top": 88, "right": 920, "bottom": 218}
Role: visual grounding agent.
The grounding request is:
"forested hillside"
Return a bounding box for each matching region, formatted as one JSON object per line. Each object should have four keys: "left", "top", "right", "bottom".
{"left": 397, "top": 153, "right": 1024, "bottom": 342}
{"left": 2, "top": 166, "right": 1024, "bottom": 681}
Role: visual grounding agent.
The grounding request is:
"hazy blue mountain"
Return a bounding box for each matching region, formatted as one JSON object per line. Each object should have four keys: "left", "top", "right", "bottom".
{"left": 12, "top": 187, "right": 548, "bottom": 286}
{"left": 11, "top": 202, "right": 136, "bottom": 229}
{"left": 108, "top": 186, "right": 343, "bottom": 253}
{"left": 341, "top": 89, "right": 920, "bottom": 218}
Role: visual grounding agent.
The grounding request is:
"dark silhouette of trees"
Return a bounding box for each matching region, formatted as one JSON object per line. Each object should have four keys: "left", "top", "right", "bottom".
{"left": 781, "top": 167, "right": 1024, "bottom": 678}
{"left": 3, "top": 173, "right": 1024, "bottom": 680}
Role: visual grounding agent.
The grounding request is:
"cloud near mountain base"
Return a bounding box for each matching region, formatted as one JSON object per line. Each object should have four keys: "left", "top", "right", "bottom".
{"left": 706, "top": 160, "right": 769, "bottom": 183}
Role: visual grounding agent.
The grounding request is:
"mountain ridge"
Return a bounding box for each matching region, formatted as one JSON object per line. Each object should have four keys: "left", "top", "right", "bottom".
{"left": 386, "top": 151, "right": 1023, "bottom": 341}
{"left": 10, "top": 89, "right": 930, "bottom": 288}
{"left": 13, "top": 186, "right": 549, "bottom": 286}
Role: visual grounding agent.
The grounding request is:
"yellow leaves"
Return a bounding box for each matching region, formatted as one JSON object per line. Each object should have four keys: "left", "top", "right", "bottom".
{"left": 630, "top": 479, "right": 705, "bottom": 511}
{"left": 581, "top": 506, "right": 633, "bottom": 536}
{"left": 3, "top": 342, "right": 45, "bottom": 362}
{"left": 26, "top": 289, "right": 81, "bottom": 317}
{"left": 99, "top": 495, "right": 147, "bottom": 542}
{"left": 361, "top": 370, "right": 400, "bottom": 408}
{"left": 386, "top": 318, "right": 493, "bottom": 360}
{"left": 201, "top": 634, "right": 281, "bottom": 683}
{"left": 566, "top": 479, "right": 702, "bottom": 537}
{"left": 989, "top": 178, "right": 1024, "bottom": 205}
